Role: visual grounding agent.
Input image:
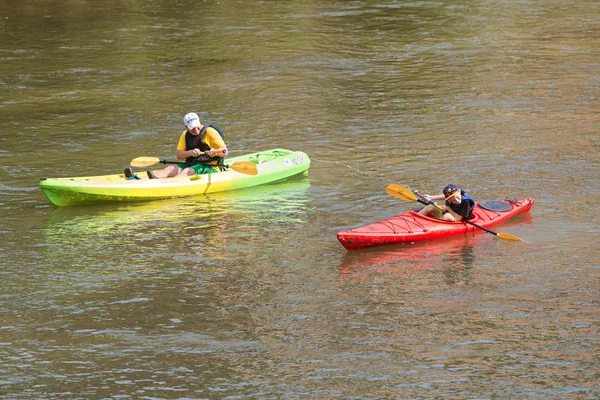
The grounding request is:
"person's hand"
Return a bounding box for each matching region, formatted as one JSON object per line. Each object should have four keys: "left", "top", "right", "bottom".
{"left": 205, "top": 149, "right": 213, "bottom": 157}
{"left": 191, "top": 149, "right": 201, "bottom": 157}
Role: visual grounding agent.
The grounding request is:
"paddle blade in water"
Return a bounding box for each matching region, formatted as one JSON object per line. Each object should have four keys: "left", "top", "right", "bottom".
{"left": 130, "top": 156, "right": 161, "bottom": 167}
{"left": 497, "top": 232, "right": 524, "bottom": 242}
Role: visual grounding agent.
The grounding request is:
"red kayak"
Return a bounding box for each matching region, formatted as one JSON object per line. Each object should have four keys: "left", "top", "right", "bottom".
{"left": 337, "top": 198, "right": 534, "bottom": 250}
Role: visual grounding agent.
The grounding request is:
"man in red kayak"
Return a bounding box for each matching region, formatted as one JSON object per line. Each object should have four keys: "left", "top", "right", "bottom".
{"left": 418, "top": 184, "right": 475, "bottom": 222}
{"left": 124, "top": 112, "right": 227, "bottom": 179}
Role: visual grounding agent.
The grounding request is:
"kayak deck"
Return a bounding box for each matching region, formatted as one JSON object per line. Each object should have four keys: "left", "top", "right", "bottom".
{"left": 40, "top": 149, "right": 310, "bottom": 206}
{"left": 338, "top": 198, "right": 534, "bottom": 250}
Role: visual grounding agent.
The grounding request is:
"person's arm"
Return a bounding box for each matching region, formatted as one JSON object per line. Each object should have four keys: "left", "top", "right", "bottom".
{"left": 175, "top": 132, "right": 209, "bottom": 160}
{"left": 204, "top": 147, "right": 227, "bottom": 157}
{"left": 177, "top": 148, "right": 201, "bottom": 159}
{"left": 204, "top": 128, "right": 227, "bottom": 157}
{"left": 445, "top": 207, "right": 463, "bottom": 221}
{"left": 176, "top": 132, "right": 193, "bottom": 160}
{"left": 421, "top": 193, "right": 448, "bottom": 215}
{"left": 446, "top": 200, "right": 471, "bottom": 221}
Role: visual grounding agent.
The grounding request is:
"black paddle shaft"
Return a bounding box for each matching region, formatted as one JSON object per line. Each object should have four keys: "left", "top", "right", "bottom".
{"left": 159, "top": 160, "right": 229, "bottom": 168}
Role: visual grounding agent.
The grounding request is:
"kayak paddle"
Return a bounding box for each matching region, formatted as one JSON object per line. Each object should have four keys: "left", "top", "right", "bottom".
{"left": 386, "top": 183, "right": 523, "bottom": 242}
{"left": 130, "top": 156, "right": 258, "bottom": 175}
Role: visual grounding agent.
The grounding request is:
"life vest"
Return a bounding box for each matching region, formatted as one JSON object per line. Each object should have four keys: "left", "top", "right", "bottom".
{"left": 446, "top": 190, "right": 475, "bottom": 218}
{"left": 184, "top": 124, "right": 224, "bottom": 164}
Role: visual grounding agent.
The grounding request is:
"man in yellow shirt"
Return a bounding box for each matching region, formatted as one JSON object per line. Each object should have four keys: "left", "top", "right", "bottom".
{"left": 145, "top": 112, "right": 227, "bottom": 179}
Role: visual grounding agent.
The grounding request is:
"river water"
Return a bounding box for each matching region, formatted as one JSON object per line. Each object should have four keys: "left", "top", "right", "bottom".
{"left": 1, "top": 1, "right": 599, "bottom": 398}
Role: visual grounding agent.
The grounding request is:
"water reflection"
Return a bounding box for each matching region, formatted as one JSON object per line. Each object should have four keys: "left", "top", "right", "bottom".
{"left": 337, "top": 209, "right": 539, "bottom": 283}
{"left": 41, "top": 177, "right": 313, "bottom": 284}
{"left": 339, "top": 236, "right": 477, "bottom": 284}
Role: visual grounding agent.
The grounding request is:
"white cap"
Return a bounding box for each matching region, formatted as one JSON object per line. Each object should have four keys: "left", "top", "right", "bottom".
{"left": 183, "top": 112, "right": 201, "bottom": 130}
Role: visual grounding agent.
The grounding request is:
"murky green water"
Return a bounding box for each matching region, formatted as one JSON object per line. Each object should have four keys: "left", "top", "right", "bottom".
{"left": 1, "top": 1, "right": 599, "bottom": 398}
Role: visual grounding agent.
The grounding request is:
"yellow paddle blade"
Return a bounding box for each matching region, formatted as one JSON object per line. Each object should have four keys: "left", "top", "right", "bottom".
{"left": 497, "top": 232, "right": 524, "bottom": 242}
{"left": 130, "top": 156, "right": 161, "bottom": 167}
{"left": 229, "top": 161, "right": 258, "bottom": 175}
{"left": 386, "top": 183, "right": 417, "bottom": 201}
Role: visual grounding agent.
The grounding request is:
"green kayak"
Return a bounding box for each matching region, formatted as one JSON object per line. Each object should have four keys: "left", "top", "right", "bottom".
{"left": 40, "top": 148, "right": 310, "bottom": 206}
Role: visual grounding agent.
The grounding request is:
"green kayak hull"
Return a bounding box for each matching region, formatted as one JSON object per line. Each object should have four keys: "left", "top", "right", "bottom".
{"left": 40, "top": 148, "right": 310, "bottom": 206}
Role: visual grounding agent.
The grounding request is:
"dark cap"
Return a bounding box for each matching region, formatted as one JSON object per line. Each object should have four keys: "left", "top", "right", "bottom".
{"left": 443, "top": 184, "right": 460, "bottom": 197}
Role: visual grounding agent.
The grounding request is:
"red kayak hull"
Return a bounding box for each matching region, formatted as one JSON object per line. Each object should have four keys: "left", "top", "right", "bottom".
{"left": 337, "top": 198, "right": 534, "bottom": 250}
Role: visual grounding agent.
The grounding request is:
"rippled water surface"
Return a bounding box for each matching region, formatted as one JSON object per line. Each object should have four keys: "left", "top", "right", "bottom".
{"left": 1, "top": 0, "right": 599, "bottom": 398}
